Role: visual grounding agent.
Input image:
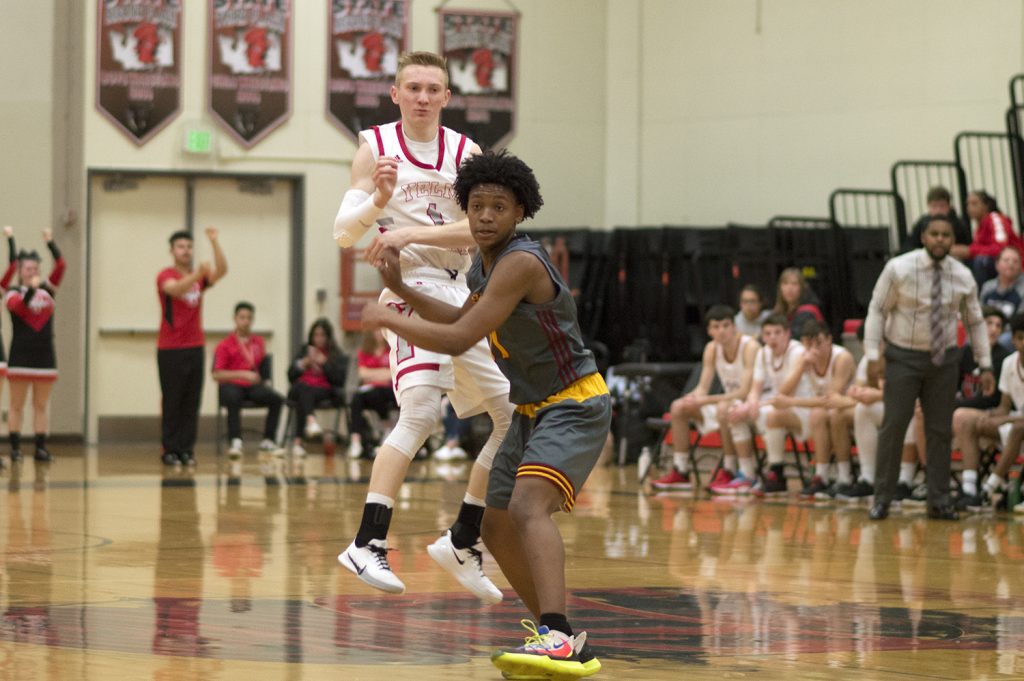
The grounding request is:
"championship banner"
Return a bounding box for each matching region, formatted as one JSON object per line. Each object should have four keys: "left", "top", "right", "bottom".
{"left": 208, "top": 0, "right": 292, "bottom": 148}
{"left": 326, "top": 0, "right": 409, "bottom": 142}
{"left": 439, "top": 9, "right": 518, "bottom": 150}
{"left": 96, "top": 0, "right": 183, "bottom": 145}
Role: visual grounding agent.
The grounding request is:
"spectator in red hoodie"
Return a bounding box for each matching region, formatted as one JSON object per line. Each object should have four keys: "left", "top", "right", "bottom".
{"left": 966, "top": 190, "right": 1020, "bottom": 287}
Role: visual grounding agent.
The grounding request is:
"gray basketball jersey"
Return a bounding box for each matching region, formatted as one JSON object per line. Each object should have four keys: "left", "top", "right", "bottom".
{"left": 467, "top": 235, "right": 597, "bottom": 405}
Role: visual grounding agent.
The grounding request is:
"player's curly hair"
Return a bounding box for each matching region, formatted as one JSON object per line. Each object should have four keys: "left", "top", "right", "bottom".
{"left": 454, "top": 150, "right": 544, "bottom": 220}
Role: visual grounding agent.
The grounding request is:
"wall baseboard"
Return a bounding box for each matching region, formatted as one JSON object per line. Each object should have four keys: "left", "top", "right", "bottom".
{"left": 97, "top": 415, "right": 273, "bottom": 443}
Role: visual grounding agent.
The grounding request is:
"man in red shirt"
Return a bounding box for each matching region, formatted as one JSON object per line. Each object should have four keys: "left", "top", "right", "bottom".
{"left": 157, "top": 228, "right": 228, "bottom": 466}
{"left": 213, "top": 302, "right": 284, "bottom": 459}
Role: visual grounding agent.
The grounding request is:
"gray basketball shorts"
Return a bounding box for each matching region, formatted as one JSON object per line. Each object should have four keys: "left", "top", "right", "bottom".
{"left": 486, "top": 387, "right": 611, "bottom": 514}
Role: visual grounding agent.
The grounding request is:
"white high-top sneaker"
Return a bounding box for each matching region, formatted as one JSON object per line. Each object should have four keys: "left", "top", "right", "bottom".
{"left": 427, "top": 530, "right": 502, "bottom": 604}
{"left": 338, "top": 538, "right": 405, "bottom": 594}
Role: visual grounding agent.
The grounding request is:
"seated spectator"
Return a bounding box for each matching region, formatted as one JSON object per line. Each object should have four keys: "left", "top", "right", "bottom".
{"left": 652, "top": 305, "right": 760, "bottom": 494}
{"left": 287, "top": 318, "right": 347, "bottom": 457}
{"left": 957, "top": 305, "right": 1011, "bottom": 411}
{"left": 772, "top": 267, "right": 824, "bottom": 337}
{"left": 728, "top": 313, "right": 804, "bottom": 495}
{"left": 980, "top": 247, "right": 1024, "bottom": 335}
{"left": 957, "top": 313, "right": 1024, "bottom": 511}
{"left": 901, "top": 185, "right": 971, "bottom": 255}
{"left": 966, "top": 190, "right": 1020, "bottom": 287}
{"left": 734, "top": 284, "right": 770, "bottom": 339}
{"left": 770, "top": 320, "right": 855, "bottom": 499}
{"left": 212, "top": 302, "right": 284, "bottom": 459}
{"left": 347, "top": 329, "right": 398, "bottom": 459}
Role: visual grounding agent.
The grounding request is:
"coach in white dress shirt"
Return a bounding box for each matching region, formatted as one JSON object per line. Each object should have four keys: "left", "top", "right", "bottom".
{"left": 863, "top": 217, "right": 994, "bottom": 520}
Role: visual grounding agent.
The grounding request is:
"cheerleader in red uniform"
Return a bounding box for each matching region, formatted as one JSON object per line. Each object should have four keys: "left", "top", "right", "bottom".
{"left": 5, "top": 228, "right": 64, "bottom": 463}
{"left": 0, "top": 226, "right": 17, "bottom": 468}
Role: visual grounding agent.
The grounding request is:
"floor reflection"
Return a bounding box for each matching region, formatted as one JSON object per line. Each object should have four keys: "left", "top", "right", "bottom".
{"left": 0, "top": 447, "right": 1021, "bottom": 678}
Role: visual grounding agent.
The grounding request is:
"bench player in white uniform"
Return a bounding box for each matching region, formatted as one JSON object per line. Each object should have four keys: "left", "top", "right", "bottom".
{"left": 652, "top": 305, "right": 760, "bottom": 494}
{"left": 333, "top": 52, "right": 512, "bottom": 602}
{"left": 958, "top": 314, "right": 1024, "bottom": 512}
{"left": 728, "top": 313, "right": 804, "bottom": 495}
{"left": 771, "top": 320, "right": 855, "bottom": 499}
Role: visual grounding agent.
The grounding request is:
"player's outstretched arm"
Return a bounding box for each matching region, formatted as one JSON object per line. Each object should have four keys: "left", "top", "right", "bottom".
{"left": 363, "top": 250, "right": 538, "bottom": 357}
{"left": 375, "top": 246, "right": 463, "bottom": 324}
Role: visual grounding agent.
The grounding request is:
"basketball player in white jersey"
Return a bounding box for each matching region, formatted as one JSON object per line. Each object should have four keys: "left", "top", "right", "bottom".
{"left": 771, "top": 320, "right": 855, "bottom": 499}
{"left": 652, "top": 305, "right": 760, "bottom": 494}
{"left": 728, "top": 313, "right": 804, "bottom": 495}
{"left": 833, "top": 336, "right": 921, "bottom": 501}
{"left": 332, "top": 52, "right": 512, "bottom": 602}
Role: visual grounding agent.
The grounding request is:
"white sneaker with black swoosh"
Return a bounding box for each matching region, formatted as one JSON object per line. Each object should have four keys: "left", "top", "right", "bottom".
{"left": 338, "top": 538, "right": 405, "bottom": 594}
{"left": 427, "top": 530, "right": 503, "bottom": 604}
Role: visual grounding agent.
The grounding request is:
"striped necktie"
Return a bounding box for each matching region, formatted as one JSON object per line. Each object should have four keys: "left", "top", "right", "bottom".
{"left": 930, "top": 262, "right": 945, "bottom": 366}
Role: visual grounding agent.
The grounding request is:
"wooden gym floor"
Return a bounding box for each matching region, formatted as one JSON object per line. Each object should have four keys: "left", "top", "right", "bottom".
{"left": 1, "top": 444, "right": 1022, "bottom": 680}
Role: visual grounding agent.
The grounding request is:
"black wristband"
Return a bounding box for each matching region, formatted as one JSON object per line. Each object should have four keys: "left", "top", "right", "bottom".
{"left": 7, "top": 237, "right": 15, "bottom": 264}
{"left": 47, "top": 240, "right": 61, "bottom": 260}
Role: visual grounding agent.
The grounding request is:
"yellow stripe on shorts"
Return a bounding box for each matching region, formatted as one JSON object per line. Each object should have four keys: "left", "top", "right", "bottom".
{"left": 517, "top": 464, "right": 576, "bottom": 512}
{"left": 514, "top": 373, "right": 608, "bottom": 418}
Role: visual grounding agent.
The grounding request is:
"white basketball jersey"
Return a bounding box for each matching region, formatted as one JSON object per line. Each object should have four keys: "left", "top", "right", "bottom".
{"left": 358, "top": 121, "right": 473, "bottom": 274}
{"left": 753, "top": 339, "right": 804, "bottom": 397}
{"left": 715, "top": 335, "right": 755, "bottom": 393}
{"left": 799, "top": 344, "right": 850, "bottom": 397}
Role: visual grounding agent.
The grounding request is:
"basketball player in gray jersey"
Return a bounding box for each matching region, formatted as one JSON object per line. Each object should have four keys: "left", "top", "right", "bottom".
{"left": 361, "top": 150, "right": 606, "bottom": 680}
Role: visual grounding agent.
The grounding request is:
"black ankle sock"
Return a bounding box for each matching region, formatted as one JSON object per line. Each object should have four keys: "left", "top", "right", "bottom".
{"left": 540, "top": 613, "right": 573, "bottom": 637}
{"left": 355, "top": 503, "right": 393, "bottom": 547}
{"left": 35, "top": 434, "right": 46, "bottom": 450}
{"left": 449, "top": 502, "right": 485, "bottom": 549}
{"left": 9, "top": 432, "right": 20, "bottom": 450}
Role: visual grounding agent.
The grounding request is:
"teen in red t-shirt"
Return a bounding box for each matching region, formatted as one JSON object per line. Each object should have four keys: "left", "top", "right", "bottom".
{"left": 346, "top": 329, "right": 397, "bottom": 458}
{"left": 157, "top": 228, "right": 227, "bottom": 466}
{"left": 212, "top": 301, "right": 284, "bottom": 458}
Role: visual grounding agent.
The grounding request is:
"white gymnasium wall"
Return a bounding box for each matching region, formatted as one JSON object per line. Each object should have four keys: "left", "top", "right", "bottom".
{"left": 6, "top": 1, "right": 1024, "bottom": 435}
{"left": 0, "top": 0, "right": 86, "bottom": 435}
{"left": 634, "top": 0, "right": 1024, "bottom": 225}
{"left": 78, "top": 0, "right": 606, "bottom": 432}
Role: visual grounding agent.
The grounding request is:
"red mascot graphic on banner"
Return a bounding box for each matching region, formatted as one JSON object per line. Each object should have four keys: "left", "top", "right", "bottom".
{"left": 472, "top": 48, "right": 495, "bottom": 89}
{"left": 245, "top": 27, "right": 269, "bottom": 69}
{"left": 134, "top": 22, "right": 160, "bottom": 65}
{"left": 361, "top": 32, "right": 385, "bottom": 73}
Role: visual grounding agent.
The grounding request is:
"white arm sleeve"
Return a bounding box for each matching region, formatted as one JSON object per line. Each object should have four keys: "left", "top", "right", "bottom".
{"left": 333, "top": 189, "right": 383, "bottom": 248}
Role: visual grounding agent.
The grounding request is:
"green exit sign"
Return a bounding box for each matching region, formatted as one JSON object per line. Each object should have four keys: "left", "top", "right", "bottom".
{"left": 185, "top": 129, "right": 212, "bottom": 154}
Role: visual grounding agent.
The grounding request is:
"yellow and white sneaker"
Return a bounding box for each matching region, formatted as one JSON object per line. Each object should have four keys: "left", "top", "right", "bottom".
{"left": 492, "top": 620, "right": 601, "bottom": 679}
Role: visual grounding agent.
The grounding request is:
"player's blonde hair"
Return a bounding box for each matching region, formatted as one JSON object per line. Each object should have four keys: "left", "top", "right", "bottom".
{"left": 395, "top": 51, "right": 449, "bottom": 88}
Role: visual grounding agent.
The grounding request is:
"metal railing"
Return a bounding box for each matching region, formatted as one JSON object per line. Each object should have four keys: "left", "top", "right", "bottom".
{"left": 890, "top": 160, "right": 968, "bottom": 228}
{"left": 954, "top": 131, "right": 1021, "bottom": 229}
{"left": 828, "top": 188, "right": 906, "bottom": 252}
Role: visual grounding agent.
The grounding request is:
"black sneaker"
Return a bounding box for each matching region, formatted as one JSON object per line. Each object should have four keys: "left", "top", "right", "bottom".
{"left": 753, "top": 469, "right": 787, "bottom": 496}
{"left": 801, "top": 475, "right": 830, "bottom": 499}
{"left": 10, "top": 449, "right": 23, "bottom": 463}
{"left": 161, "top": 452, "right": 180, "bottom": 466}
{"left": 836, "top": 478, "right": 874, "bottom": 500}
{"left": 178, "top": 451, "right": 196, "bottom": 467}
{"left": 955, "top": 491, "right": 989, "bottom": 513}
{"left": 33, "top": 447, "right": 53, "bottom": 463}
{"left": 894, "top": 482, "right": 913, "bottom": 501}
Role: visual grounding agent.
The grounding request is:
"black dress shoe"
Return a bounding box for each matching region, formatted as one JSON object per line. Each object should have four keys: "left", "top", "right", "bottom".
{"left": 869, "top": 501, "right": 890, "bottom": 520}
{"left": 927, "top": 504, "right": 960, "bottom": 521}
